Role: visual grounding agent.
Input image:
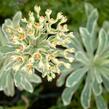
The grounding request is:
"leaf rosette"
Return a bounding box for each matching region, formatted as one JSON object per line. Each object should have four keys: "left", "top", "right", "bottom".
{"left": 57, "top": 3, "right": 109, "bottom": 109}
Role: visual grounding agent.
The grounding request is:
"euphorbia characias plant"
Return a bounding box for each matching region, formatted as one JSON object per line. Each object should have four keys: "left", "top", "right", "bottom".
{"left": 0, "top": 4, "right": 74, "bottom": 96}
{"left": 57, "top": 3, "right": 109, "bottom": 109}
{"left": 0, "top": 2, "right": 109, "bottom": 109}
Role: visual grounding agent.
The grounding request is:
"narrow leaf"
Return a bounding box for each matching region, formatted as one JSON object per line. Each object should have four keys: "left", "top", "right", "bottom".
{"left": 0, "top": 46, "right": 15, "bottom": 54}
{"left": 92, "top": 78, "right": 102, "bottom": 96}
{"left": 79, "top": 27, "right": 93, "bottom": 55}
{"left": 103, "top": 21, "right": 109, "bottom": 33}
{"left": 57, "top": 67, "right": 72, "bottom": 87}
{"left": 13, "top": 11, "right": 22, "bottom": 25}
{"left": 75, "top": 51, "right": 89, "bottom": 65}
{"left": 86, "top": 9, "right": 98, "bottom": 33}
{"left": 21, "top": 78, "right": 33, "bottom": 93}
{"left": 81, "top": 74, "right": 91, "bottom": 109}
{"left": 0, "top": 28, "right": 7, "bottom": 46}
{"left": 62, "top": 81, "right": 80, "bottom": 105}
{"left": 66, "top": 67, "right": 87, "bottom": 87}
{"left": 28, "top": 73, "right": 42, "bottom": 83}
{"left": 0, "top": 70, "right": 7, "bottom": 90}
{"left": 96, "top": 28, "right": 108, "bottom": 56}
{"left": 101, "top": 72, "right": 109, "bottom": 91}
{"left": 4, "top": 69, "right": 15, "bottom": 96}
{"left": 95, "top": 95, "right": 107, "bottom": 109}
{"left": 14, "top": 71, "right": 23, "bottom": 90}
{"left": 85, "top": 3, "right": 94, "bottom": 17}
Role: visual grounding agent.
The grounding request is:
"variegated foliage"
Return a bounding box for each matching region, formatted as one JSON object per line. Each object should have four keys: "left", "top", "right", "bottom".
{"left": 0, "top": 28, "right": 42, "bottom": 96}
{"left": 0, "top": 5, "right": 74, "bottom": 96}
{"left": 57, "top": 3, "right": 109, "bottom": 109}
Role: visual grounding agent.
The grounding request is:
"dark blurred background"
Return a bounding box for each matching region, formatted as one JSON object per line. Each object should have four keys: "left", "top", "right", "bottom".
{"left": 1, "top": 0, "right": 109, "bottom": 30}
{"left": 0, "top": 0, "right": 109, "bottom": 109}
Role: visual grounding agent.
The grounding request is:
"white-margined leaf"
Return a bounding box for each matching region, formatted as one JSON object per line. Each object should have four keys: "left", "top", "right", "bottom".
{"left": 27, "top": 72, "right": 42, "bottom": 83}
{"left": 21, "top": 78, "right": 33, "bottom": 93}
{"left": 0, "top": 28, "right": 7, "bottom": 46}
{"left": 95, "top": 95, "right": 107, "bottom": 109}
{"left": 14, "top": 71, "right": 24, "bottom": 90}
{"left": 57, "top": 71, "right": 70, "bottom": 87}
{"left": 66, "top": 67, "right": 88, "bottom": 87}
{"left": 13, "top": 11, "right": 22, "bottom": 26}
{"left": 86, "top": 9, "right": 98, "bottom": 33}
{"left": 75, "top": 51, "right": 89, "bottom": 65}
{"left": 94, "top": 68, "right": 102, "bottom": 84}
{"left": 57, "top": 62, "right": 83, "bottom": 87}
{"left": 96, "top": 28, "right": 108, "bottom": 56}
{"left": 100, "top": 68, "right": 109, "bottom": 91}
{"left": 98, "top": 28, "right": 109, "bottom": 55}
{"left": 79, "top": 27, "right": 93, "bottom": 54}
{"left": 81, "top": 73, "right": 92, "bottom": 109}
{"left": 56, "top": 66, "right": 73, "bottom": 87}
{"left": 102, "top": 74, "right": 109, "bottom": 92}
{"left": 4, "top": 69, "right": 15, "bottom": 96}
{"left": 85, "top": 4, "right": 98, "bottom": 53}
{"left": 70, "top": 35, "right": 83, "bottom": 51}
{"left": 0, "top": 70, "right": 7, "bottom": 90}
{"left": 85, "top": 3, "right": 94, "bottom": 17}
{"left": 0, "top": 46, "right": 15, "bottom": 54}
{"left": 92, "top": 77, "right": 102, "bottom": 96}
{"left": 103, "top": 21, "right": 109, "bottom": 33}
{"left": 62, "top": 81, "right": 80, "bottom": 105}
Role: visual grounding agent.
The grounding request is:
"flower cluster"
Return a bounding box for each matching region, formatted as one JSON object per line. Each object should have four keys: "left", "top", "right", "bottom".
{"left": 2, "top": 5, "right": 74, "bottom": 81}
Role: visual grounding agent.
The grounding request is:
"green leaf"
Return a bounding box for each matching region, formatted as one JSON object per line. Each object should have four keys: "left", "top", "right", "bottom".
{"left": 21, "top": 77, "right": 33, "bottom": 93}
{"left": 57, "top": 63, "right": 83, "bottom": 87}
{"left": 66, "top": 67, "right": 87, "bottom": 87}
{"left": 85, "top": 4, "right": 98, "bottom": 54}
{"left": 62, "top": 87, "right": 73, "bottom": 106}
{"left": 62, "top": 81, "right": 80, "bottom": 105}
{"left": 56, "top": 66, "right": 72, "bottom": 87}
{"left": 79, "top": 27, "right": 93, "bottom": 55}
{"left": 4, "top": 69, "right": 15, "bottom": 96}
{"left": 95, "top": 95, "right": 107, "bottom": 109}
{"left": 15, "top": 69, "right": 41, "bottom": 92}
{"left": 28, "top": 73, "right": 42, "bottom": 83}
{"left": 96, "top": 28, "right": 109, "bottom": 56}
{"left": 75, "top": 51, "right": 89, "bottom": 65}
{"left": 0, "top": 70, "right": 7, "bottom": 90}
{"left": 92, "top": 77, "right": 102, "bottom": 96}
{"left": 13, "top": 11, "right": 22, "bottom": 25}
{"left": 4, "top": 19, "right": 13, "bottom": 25}
{"left": 15, "top": 70, "right": 37, "bottom": 93}
{"left": 2, "top": 19, "right": 12, "bottom": 37}
{"left": 14, "top": 71, "right": 23, "bottom": 90}
{"left": 101, "top": 69, "right": 109, "bottom": 91}
{"left": 86, "top": 9, "right": 98, "bottom": 33}
{"left": 100, "top": 50, "right": 109, "bottom": 59}
{"left": 0, "top": 46, "right": 15, "bottom": 54}
{"left": 70, "top": 35, "right": 83, "bottom": 51}
{"left": 94, "top": 68, "right": 102, "bottom": 84}
{"left": 103, "top": 21, "right": 109, "bottom": 33}
{"left": 85, "top": 3, "right": 94, "bottom": 17}
{"left": 0, "top": 28, "right": 7, "bottom": 46}
{"left": 81, "top": 74, "right": 91, "bottom": 109}
{"left": 2, "top": 19, "right": 12, "bottom": 41}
